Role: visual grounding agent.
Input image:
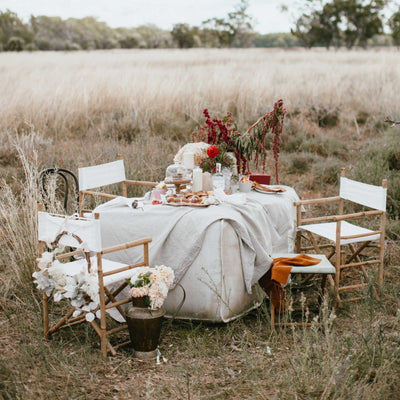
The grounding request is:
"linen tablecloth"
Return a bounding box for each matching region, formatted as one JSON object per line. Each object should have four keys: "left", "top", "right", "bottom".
{"left": 96, "top": 186, "right": 299, "bottom": 322}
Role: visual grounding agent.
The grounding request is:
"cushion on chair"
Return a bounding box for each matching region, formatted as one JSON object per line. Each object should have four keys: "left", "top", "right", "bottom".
{"left": 298, "top": 221, "right": 380, "bottom": 245}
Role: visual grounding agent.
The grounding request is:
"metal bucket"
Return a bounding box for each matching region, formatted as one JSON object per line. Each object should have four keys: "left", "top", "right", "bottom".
{"left": 126, "top": 299, "right": 165, "bottom": 360}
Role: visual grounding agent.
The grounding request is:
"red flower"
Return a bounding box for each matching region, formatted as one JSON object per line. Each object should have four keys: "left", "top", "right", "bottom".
{"left": 207, "top": 145, "right": 219, "bottom": 158}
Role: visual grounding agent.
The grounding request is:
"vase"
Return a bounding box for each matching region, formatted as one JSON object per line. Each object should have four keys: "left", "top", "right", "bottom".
{"left": 126, "top": 297, "right": 165, "bottom": 360}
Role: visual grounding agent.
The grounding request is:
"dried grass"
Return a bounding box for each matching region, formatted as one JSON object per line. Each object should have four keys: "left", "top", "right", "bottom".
{"left": 0, "top": 48, "right": 399, "bottom": 399}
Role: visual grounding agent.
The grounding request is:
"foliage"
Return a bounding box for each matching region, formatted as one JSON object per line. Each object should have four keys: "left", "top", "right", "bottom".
{"left": 389, "top": 6, "right": 400, "bottom": 47}
{"left": 253, "top": 32, "right": 301, "bottom": 48}
{"left": 201, "top": 0, "right": 254, "bottom": 48}
{"left": 0, "top": 10, "right": 33, "bottom": 50}
{"left": 171, "top": 23, "right": 200, "bottom": 48}
{"left": 291, "top": 0, "right": 388, "bottom": 49}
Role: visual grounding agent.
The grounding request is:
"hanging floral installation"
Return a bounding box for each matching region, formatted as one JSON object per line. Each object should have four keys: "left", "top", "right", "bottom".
{"left": 192, "top": 99, "right": 287, "bottom": 184}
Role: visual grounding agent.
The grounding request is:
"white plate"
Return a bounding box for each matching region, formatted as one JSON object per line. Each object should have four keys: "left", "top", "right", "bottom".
{"left": 253, "top": 185, "right": 286, "bottom": 194}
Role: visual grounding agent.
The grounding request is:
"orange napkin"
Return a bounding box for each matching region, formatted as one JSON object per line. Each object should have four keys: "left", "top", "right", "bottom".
{"left": 258, "top": 254, "right": 321, "bottom": 313}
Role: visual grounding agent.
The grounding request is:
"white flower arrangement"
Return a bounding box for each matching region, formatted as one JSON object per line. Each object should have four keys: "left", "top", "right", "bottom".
{"left": 128, "top": 265, "right": 174, "bottom": 309}
{"left": 33, "top": 247, "right": 101, "bottom": 321}
{"left": 33, "top": 249, "right": 175, "bottom": 319}
{"left": 173, "top": 142, "right": 210, "bottom": 167}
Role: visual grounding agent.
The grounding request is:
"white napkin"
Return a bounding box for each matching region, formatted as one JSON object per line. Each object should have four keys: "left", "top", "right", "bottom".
{"left": 213, "top": 188, "right": 247, "bottom": 205}
{"left": 93, "top": 196, "right": 144, "bottom": 212}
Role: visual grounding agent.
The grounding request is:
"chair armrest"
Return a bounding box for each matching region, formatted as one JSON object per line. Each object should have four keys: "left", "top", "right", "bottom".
{"left": 294, "top": 196, "right": 341, "bottom": 207}
{"left": 333, "top": 209, "right": 384, "bottom": 221}
{"left": 80, "top": 190, "right": 118, "bottom": 200}
{"left": 101, "top": 237, "right": 152, "bottom": 255}
{"left": 124, "top": 179, "right": 158, "bottom": 187}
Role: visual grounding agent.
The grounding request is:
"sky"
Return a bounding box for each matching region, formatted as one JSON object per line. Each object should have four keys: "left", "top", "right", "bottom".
{"left": 0, "top": 0, "right": 293, "bottom": 34}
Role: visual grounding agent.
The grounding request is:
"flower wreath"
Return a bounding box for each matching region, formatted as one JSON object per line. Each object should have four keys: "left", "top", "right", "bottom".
{"left": 33, "top": 245, "right": 102, "bottom": 322}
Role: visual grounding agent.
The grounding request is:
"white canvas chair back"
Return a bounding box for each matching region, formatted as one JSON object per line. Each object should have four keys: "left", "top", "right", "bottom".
{"left": 38, "top": 211, "right": 102, "bottom": 252}
{"left": 78, "top": 159, "right": 126, "bottom": 191}
{"left": 340, "top": 177, "right": 387, "bottom": 211}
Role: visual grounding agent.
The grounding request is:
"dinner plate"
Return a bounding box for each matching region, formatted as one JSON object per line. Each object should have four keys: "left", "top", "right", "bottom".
{"left": 253, "top": 185, "right": 286, "bottom": 194}
{"left": 164, "top": 202, "right": 211, "bottom": 207}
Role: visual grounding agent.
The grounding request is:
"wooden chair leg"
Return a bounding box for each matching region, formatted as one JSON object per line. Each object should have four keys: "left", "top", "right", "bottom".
{"left": 43, "top": 292, "right": 50, "bottom": 340}
{"left": 271, "top": 303, "right": 275, "bottom": 327}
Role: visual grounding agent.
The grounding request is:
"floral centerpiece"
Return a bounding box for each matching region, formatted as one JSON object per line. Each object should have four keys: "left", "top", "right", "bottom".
{"left": 191, "top": 100, "right": 287, "bottom": 184}
{"left": 127, "top": 265, "right": 174, "bottom": 309}
{"left": 200, "top": 144, "right": 234, "bottom": 173}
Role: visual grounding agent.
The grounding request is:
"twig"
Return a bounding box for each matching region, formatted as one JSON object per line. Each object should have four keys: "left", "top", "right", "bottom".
{"left": 384, "top": 116, "right": 400, "bottom": 128}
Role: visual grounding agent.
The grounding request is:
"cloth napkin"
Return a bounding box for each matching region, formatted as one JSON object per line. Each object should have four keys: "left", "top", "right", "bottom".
{"left": 93, "top": 196, "right": 144, "bottom": 212}
{"left": 258, "top": 254, "right": 321, "bottom": 313}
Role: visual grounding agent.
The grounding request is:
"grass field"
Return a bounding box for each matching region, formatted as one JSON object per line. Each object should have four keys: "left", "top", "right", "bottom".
{"left": 1, "top": 48, "right": 400, "bottom": 399}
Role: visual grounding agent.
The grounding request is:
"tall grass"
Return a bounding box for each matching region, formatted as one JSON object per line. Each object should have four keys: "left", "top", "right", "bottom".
{"left": 1, "top": 49, "right": 400, "bottom": 141}
{"left": 1, "top": 48, "right": 400, "bottom": 399}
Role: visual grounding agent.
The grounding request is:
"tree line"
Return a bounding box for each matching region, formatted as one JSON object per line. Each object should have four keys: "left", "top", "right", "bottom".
{"left": 291, "top": 0, "right": 400, "bottom": 49}
{"left": 1, "top": 0, "right": 400, "bottom": 51}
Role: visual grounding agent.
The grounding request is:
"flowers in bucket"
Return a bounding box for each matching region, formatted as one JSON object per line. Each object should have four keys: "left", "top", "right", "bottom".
{"left": 128, "top": 266, "right": 174, "bottom": 309}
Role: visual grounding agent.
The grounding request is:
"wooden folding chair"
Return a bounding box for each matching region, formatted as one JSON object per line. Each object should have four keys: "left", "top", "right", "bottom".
{"left": 36, "top": 204, "right": 152, "bottom": 358}
{"left": 78, "top": 155, "right": 157, "bottom": 215}
{"left": 295, "top": 168, "right": 387, "bottom": 306}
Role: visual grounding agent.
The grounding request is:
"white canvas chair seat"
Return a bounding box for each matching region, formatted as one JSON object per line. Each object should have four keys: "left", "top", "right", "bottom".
{"left": 295, "top": 168, "right": 387, "bottom": 306}
{"left": 36, "top": 206, "right": 152, "bottom": 359}
{"left": 299, "top": 221, "right": 381, "bottom": 245}
{"left": 78, "top": 155, "right": 157, "bottom": 215}
{"left": 53, "top": 257, "right": 134, "bottom": 286}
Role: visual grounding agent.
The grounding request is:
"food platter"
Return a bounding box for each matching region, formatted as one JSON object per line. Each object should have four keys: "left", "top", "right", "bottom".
{"left": 163, "top": 191, "right": 217, "bottom": 207}
{"left": 252, "top": 183, "right": 286, "bottom": 194}
{"left": 164, "top": 202, "right": 210, "bottom": 207}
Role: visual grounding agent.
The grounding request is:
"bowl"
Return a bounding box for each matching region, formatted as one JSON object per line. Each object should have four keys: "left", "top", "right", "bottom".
{"left": 239, "top": 181, "right": 253, "bottom": 193}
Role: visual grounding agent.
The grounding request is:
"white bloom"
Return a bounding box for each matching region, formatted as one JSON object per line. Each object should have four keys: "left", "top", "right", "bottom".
{"left": 85, "top": 312, "right": 95, "bottom": 322}
{"left": 37, "top": 251, "right": 54, "bottom": 270}
{"left": 155, "top": 265, "right": 174, "bottom": 288}
{"left": 174, "top": 142, "right": 209, "bottom": 166}
{"left": 148, "top": 281, "right": 169, "bottom": 309}
{"left": 84, "top": 273, "right": 100, "bottom": 304}
{"left": 32, "top": 271, "right": 55, "bottom": 296}
{"left": 53, "top": 290, "right": 64, "bottom": 302}
{"left": 71, "top": 298, "right": 85, "bottom": 308}
{"left": 72, "top": 310, "right": 82, "bottom": 318}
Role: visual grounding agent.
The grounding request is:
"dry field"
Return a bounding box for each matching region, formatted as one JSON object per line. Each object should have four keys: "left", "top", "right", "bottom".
{"left": 1, "top": 48, "right": 400, "bottom": 399}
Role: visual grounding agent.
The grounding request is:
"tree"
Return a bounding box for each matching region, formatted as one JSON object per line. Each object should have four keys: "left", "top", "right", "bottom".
{"left": 0, "top": 10, "right": 32, "bottom": 50}
{"left": 291, "top": 0, "right": 388, "bottom": 49}
{"left": 171, "top": 23, "right": 198, "bottom": 48}
{"left": 201, "top": 0, "right": 254, "bottom": 48}
{"left": 389, "top": 7, "right": 400, "bottom": 47}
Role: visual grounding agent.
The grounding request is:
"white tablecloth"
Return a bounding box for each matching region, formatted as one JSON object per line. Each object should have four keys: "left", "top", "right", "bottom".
{"left": 96, "top": 186, "right": 299, "bottom": 322}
